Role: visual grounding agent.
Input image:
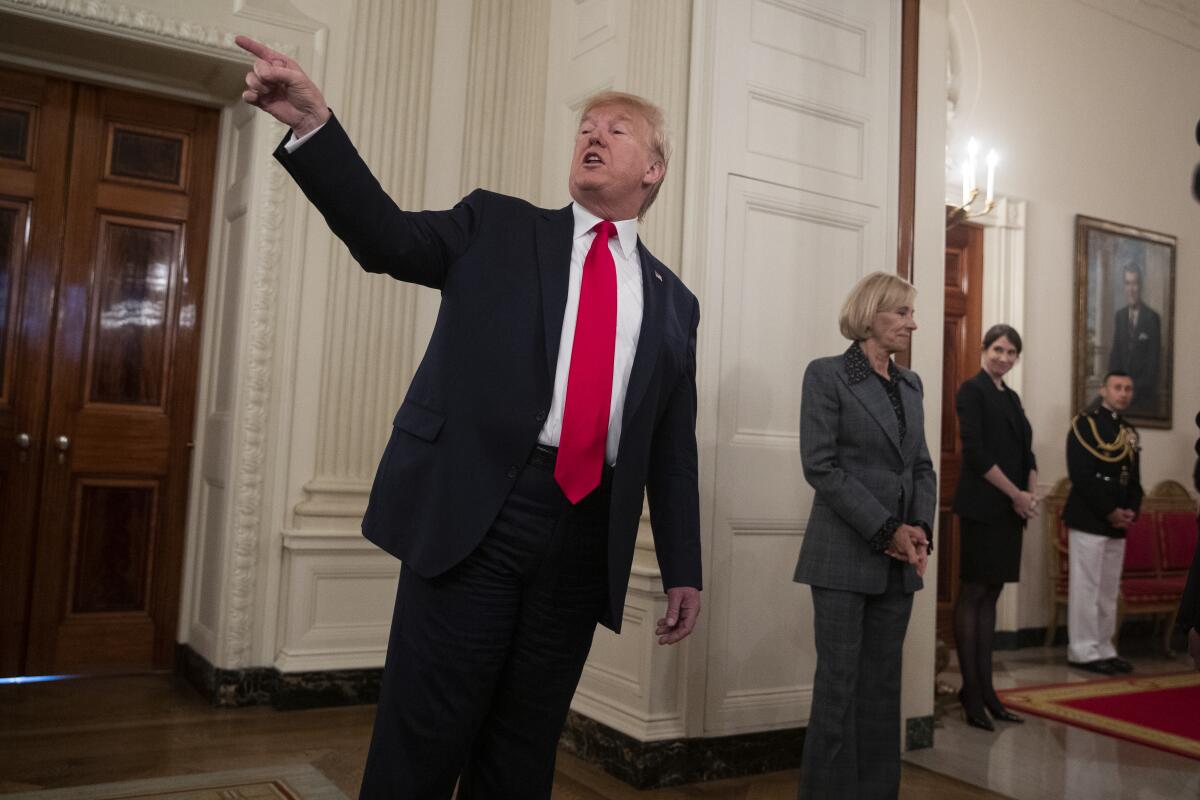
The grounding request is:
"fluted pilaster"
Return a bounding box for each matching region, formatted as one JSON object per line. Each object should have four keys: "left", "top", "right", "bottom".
{"left": 299, "top": 0, "right": 436, "bottom": 512}
{"left": 627, "top": 0, "right": 692, "bottom": 272}
{"left": 460, "top": 0, "right": 551, "bottom": 199}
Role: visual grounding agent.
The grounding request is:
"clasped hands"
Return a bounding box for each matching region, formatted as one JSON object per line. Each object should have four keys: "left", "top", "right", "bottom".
{"left": 1011, "top": 489, "right": 1039, "bottom": 520}
{"left": 1105, "top": 507, "right": 1137, "bottom": 529}
{"left": 885, "top": 524, "right": 929, "bottom": 577}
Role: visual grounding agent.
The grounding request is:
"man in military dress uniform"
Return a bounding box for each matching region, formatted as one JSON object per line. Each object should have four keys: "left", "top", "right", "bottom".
{"left": 1063, "top": 371, "right": 1144, "bottom": 675}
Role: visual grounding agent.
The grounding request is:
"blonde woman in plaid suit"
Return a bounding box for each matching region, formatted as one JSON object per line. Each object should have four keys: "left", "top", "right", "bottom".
{"left": 795, "top": 272, "right": 937, "bottom": 800}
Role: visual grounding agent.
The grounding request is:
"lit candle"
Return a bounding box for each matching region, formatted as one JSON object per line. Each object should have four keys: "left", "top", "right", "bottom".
{"left": 986, "top": 150, "right": 998, "bottom": 205}
{"left": 962, "top": 161, "right": 971, "bottom": 206}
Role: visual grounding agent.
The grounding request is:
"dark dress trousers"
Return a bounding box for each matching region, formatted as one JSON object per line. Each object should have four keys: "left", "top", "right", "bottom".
{"left": 952, "top": 370, "right": 1037, "bottom": 583}
{"left": 273, "top": 115, "right": 702, "bottom": 798}
{"left": 1107, "top": 303, "right": 1161, "bottom": 415}
{"left": 794, "top": 349, "right": 937, "bottom": 800}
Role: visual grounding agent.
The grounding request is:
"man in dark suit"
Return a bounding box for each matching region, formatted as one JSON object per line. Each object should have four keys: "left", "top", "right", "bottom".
{"left": 1107, "top": 264, "right": 1161, "bottom": 417}
{"left": 237, "top": 37, "right": 702, "bottom": 799}
{"left": 1063, "top": 372, "right": 1143, "bottom": 675}
{"left": 1179, "top": 411, "right": 1200, "bottom": 670}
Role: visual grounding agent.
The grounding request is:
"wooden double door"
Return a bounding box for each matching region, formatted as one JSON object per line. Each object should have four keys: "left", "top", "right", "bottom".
{"left": 0, "top": 69, "right": 217, "bottom": 676}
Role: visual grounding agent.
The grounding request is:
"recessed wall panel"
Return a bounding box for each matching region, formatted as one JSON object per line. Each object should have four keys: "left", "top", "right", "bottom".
{"left": 747, "top": 90, "right": 865, "bottom": 179}
{"left": 732, "top": 198, "right": 868, "bottom": 442}
{"left": 751, "top": 0, "right": 868, "bottom": 76}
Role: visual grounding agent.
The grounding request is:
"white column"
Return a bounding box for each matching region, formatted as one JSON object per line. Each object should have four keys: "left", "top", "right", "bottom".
{"left": 294, "top": 0, "right": 438, "bottom": 522}
{"left": 460, "top": 0, "right": 551, "bottom": 199}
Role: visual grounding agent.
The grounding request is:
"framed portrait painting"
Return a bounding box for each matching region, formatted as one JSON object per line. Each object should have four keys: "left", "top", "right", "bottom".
{"left": 1073, "top": 215, "right": 1176, "bottom": 428}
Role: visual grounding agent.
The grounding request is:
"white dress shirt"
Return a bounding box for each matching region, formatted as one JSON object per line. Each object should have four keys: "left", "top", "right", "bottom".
{"left": 285, "top": 127, "right": 645, "bottom": 464}
{"left": 537, "top": 204, "right": 643, "bottom": 465}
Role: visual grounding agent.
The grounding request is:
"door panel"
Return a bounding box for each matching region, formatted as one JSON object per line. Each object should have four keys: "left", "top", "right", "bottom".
{"left": 936, "top": 220, "right": 983, "bottom": 643}
{"left": 0, "top": 70, "right": 71, "bottom": 678}
{"left": 22, "top": 80, "right": 217, "bottom": 674}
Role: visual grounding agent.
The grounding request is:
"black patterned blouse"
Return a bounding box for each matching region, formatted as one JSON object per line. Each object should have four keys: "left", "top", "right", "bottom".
{"left": 842, "top": 342, "right": 928, "bottom": 554}
{"left": 843, "top": 342, "right": 907, "bottom": 443}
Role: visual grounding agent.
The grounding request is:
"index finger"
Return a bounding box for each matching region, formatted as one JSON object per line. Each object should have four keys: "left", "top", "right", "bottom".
{"left": 236, "top": 35, "right": 289, "bottom": 65}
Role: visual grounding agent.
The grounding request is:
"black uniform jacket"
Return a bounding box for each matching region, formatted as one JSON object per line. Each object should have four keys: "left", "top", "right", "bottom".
{"left": 1062, "top": 405, "right": 1143, "bottom": 539}
{"left": 273, "top": 116, "right": 702, "bottom": 631}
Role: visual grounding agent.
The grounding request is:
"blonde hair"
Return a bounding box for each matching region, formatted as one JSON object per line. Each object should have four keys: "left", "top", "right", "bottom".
{"left": 579, "top": 91, "right": 670, "bottom": 220}
{"left": 839, "top": 271, "right": 917, "bottom": 341}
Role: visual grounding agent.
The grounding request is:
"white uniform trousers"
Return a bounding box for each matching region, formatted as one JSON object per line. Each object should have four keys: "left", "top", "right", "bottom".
{"left": 1067, "top": 528, "right": 1126, "bottom": 663}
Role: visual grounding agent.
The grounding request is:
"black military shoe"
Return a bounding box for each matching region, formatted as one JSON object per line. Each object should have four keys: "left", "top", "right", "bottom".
{"left": 1068, "top": 659, "right": 1119, "bottom": 675}
{"left": 1106, "top": 657, "right": 1134, "bottom": 674}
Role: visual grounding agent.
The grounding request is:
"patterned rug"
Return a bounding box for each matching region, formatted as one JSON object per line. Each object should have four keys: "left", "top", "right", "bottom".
{"left": 0, "top": 765, "right": 347, "bottom": 799}
{"left": 999, "top": 671, "right": 1200, "bottom": 761}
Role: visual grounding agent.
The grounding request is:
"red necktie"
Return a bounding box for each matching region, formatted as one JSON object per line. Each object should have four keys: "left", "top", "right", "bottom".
{"left": 555, "top": 220, "right": 618, "bottom": 504}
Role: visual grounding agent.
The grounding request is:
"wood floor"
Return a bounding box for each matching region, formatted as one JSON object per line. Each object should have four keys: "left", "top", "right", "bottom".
{"left": 0, "top": 674, "right": 1007, "bottom": 798}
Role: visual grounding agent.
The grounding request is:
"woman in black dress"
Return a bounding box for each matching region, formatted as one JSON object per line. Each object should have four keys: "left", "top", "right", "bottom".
{"left": 953, "top": 324, "right": 1037, "bottom": 730}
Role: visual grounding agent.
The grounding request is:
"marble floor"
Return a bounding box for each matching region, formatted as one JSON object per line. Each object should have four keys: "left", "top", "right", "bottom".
{"left": 0, "top": 673, "right": 997, "bottom": 799}
{"left": 1, "top": 647, "right": 1194, "bottom": 799}
{"left": 906, "top": 646, "right": 1198, "bottom": 800}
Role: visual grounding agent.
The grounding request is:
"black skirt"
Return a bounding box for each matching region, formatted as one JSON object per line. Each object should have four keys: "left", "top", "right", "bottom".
{"left": 959, "top": 516, "right": 1023, "bottom": 583}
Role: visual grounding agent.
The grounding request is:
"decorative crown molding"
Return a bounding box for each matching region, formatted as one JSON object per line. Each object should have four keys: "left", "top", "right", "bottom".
{"left": 1, "top": 0, "right": 246, "bottom": 54}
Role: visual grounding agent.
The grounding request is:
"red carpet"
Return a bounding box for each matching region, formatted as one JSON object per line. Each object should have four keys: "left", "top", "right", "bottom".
{"left": 999, "top": 671, "right": 1200, "bottom": 761}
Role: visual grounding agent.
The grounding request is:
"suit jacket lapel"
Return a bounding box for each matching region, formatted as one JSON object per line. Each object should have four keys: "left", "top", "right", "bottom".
{"left": 898, "top": 374, "right": 923, "bottom": 460}
{"left": 619, "top": 240, "right": 664, "bottom": 430}
{"left": 842, "top": 370, "right": 903, "bottom": 456}
{"left": 535, "top": 205, "right": 574, "bottom": 384}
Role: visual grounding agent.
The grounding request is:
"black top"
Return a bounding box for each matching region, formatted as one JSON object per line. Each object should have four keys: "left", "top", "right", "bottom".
{"left": 844, "top": 343, "right": 907, "bottom": 443}
{"left": 1062, "top": 405, "right": 1144, "bottom": 539}
{"left": 952, "top": 370, "right": 1037, "bottom": 525}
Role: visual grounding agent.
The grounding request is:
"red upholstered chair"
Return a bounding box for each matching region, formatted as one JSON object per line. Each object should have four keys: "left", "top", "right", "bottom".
{"left": 1114, "top": 483, "right": 1198, "bottom": 655}
{"left": 1160, "top": 512, "right": 1199, "bottom": 571}
{"left": 1045, "top": 479, "right": 1198, "bottom": 654}
{"left": 1043, "top": 479, "right": 1072, "bottom": 647}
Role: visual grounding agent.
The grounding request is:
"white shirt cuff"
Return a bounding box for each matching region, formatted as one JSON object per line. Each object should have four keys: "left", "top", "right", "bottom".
{"left": 283, "top": 121, "right": 327, "bottom": 153}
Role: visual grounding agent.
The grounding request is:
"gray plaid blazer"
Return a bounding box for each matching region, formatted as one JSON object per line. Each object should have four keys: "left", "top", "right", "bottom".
{"left": 793, "top": 352, "right": 938, "bottom": 595}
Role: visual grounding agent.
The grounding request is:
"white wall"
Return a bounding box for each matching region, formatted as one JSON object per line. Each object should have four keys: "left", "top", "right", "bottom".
{"left": 947, "top": 0, "right": 1200, "bottom": 630}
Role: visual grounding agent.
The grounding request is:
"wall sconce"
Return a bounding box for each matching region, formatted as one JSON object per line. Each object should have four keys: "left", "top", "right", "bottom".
{"left": 947, "top": 137, "right": 999, "bottom": 228}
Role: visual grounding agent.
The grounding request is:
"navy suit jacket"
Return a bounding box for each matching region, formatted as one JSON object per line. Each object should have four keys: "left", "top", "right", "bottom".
{"left": 1107, "top": 303, "right": 1161, "bottom": 408}
{"left": 274, "top": 116, "right": 702, "bottom": 631}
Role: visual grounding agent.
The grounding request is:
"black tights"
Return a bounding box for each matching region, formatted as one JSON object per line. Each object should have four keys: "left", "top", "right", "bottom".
{"left": 954, "top": 580, "right": 1005, "bottom": 715}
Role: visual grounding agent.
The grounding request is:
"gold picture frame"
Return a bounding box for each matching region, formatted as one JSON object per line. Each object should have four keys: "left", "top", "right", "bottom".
{"left": 1073, "top": 215, "right": 1176, "bottom": 428}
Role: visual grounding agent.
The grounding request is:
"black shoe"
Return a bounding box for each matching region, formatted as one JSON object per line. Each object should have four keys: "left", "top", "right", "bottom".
{"left": 1106, "top": 657, "right": 1134, "bottom": 674}
{"left": 1068, "top": 659, "right": 1119, "bottom": 675}
{"left": 986, "top": 704, "right": 1025, "bottom": 723}
{"left": 959, "top": 690, "right": 995, "bottom": 731}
